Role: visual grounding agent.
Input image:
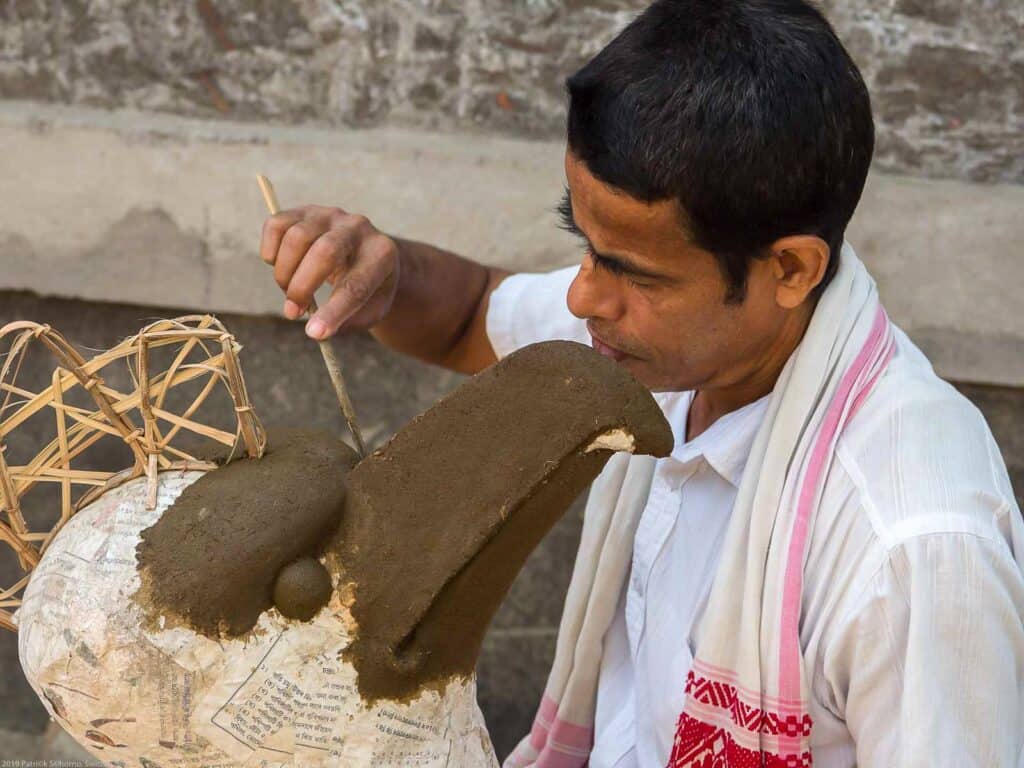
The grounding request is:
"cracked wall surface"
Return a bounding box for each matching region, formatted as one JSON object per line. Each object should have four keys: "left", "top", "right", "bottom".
{"left": 1, "top": 0, "right": 1021, "bottom": 183}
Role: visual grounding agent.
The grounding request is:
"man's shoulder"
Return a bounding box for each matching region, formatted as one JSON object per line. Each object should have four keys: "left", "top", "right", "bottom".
{"left": 839, "top": 325, "right": 984, "bottom": 456}
{"left": 803, "top": 327, "right": 1021, "bottom": 643}
{"left": 829, "top": 325, "right": 1016, "bottom": 544}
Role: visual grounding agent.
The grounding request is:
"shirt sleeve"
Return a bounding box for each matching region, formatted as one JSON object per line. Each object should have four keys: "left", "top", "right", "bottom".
{"left": 485, "top": 265, "right": 589, "bottom": 360}
{"left": 825, "top": 530, "right": 1024, "bottom": 767}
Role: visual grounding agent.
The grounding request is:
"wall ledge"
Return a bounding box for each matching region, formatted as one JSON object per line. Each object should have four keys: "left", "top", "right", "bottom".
{"left": 2, "top": 101, "right": 1021, "bottom": 387}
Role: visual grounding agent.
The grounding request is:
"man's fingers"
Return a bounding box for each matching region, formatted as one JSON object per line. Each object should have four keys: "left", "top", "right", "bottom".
{"left": 273, "top": 217, "right": 329, "bottom": 292}
{"left": 261, "top": 206, "right": 395, "bottom": 336}
{"left": 306, "top": 238, "right": 395, "bottom": 339}
{"left": 260, "top": 210, "right": 302, "bottom": 265}
{"left": 284, "top": 229, "right": 358, "bottom": 316}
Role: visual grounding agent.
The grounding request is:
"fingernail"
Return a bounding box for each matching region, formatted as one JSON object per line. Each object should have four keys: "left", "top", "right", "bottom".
{"left": 306, "top": 319, "right": 326, "bottom": 339}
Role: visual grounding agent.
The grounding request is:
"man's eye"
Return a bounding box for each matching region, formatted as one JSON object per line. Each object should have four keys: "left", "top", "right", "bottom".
{"left": 585, "top": 249, "right": 656, "bottom": 289}
{"left": 590, "top": 252, "right": 625, "bottom": 275}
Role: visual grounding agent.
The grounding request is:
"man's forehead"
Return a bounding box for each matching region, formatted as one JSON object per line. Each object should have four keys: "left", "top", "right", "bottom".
{"left": 564, "top": 153, "right": 693, "bottom": 257}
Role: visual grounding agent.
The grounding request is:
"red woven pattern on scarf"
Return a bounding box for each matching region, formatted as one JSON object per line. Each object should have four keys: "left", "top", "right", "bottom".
{"left": 666, "top": 671, "right": 812, "bottom": 768}
{"left": 667, "top": 714, "right": 812, "bottom": 768}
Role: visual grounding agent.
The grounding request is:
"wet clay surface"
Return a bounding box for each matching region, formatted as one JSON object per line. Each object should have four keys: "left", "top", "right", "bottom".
{"left": 274, "top": 557, "right": 333, "bottom": 621}
{"left": 136, "top": 428, "right": 358, "bottom": 635}
{"left": 331, "top": 340, "right": 673, "bottom": 702}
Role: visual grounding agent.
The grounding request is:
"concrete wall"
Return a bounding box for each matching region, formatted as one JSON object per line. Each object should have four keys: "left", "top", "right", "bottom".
{"left": 1, "top": 103, "right": 1022, "bottom": 387}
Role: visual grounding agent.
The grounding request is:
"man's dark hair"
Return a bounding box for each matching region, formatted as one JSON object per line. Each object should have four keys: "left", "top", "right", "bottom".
{"left": 565, "top": 0, "right": 874, "bottom": 303}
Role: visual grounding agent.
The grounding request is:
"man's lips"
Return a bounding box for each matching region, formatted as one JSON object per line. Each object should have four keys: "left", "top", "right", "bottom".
{"left": 589, "top": 329, "right": 632, "bottom": 362}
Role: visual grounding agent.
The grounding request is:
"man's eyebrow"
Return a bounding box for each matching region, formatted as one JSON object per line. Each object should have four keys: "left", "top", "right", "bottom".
{"left": 556, "top": 188, "right": 667, "bottom": 281}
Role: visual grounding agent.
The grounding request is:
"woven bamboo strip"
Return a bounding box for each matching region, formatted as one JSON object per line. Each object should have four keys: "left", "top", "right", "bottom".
{"left": 150, "top": 406, "right": 237, "bottom": 446}
{"left": 30, "top": 329, "right": 148, "bottom": 471}
{"left": 14, "top": 426, "right": 113, "bottom": 501}
{"left": 0, "top": 334, "right": 226, "bottom": 436}
{"left": 157, "top": 371, "right": 221, "bottom": 448}
{"left": 11, "top": 467, "right": 113, "bottom": 483}
{"left": 155, "top": 315, "right": 217, "bottom": 410}
{"left": 220, "top": 337, "right": 262, "bottom": 458}
{"left": 0, "top": 316, "right": 266, "bottom": 630}
{"left": 12, "top": 388, "right": 231, "bottom": 503}
{"left": 1, "top": 573, "right": 31, "bottom": 601}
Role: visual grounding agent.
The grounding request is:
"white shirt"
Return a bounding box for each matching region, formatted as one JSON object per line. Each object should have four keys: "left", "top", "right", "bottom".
{"left": 486, "top": 265, "right": 1024, "bottom": 768}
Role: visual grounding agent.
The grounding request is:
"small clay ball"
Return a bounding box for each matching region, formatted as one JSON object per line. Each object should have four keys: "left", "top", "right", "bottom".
{"left": 273, "top": 557, "right": 332, "bottom": 621}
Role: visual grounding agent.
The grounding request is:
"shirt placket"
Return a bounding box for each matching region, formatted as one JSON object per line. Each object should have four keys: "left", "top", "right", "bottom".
{"left": 625, "top": 460, "right": 697, "bottom": 657}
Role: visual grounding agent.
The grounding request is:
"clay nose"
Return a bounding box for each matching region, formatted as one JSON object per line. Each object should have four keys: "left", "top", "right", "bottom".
{"left": 332, "top": 340, "right": 673, "bottom": 702}
{"left": 273, "top": 556, "right": 333, "bottom": 621}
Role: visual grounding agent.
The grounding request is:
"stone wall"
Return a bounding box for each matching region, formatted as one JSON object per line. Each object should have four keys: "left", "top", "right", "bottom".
{"left": 2, "top": 0, "right": 1021, "bottom": 182}
{"left": 822, "top": 0, "right": 1023, "bottom": 183}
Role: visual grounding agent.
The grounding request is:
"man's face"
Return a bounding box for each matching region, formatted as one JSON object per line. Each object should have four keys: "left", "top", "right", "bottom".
{"left": 563, "top": 151, "right": 792, "bottom": 393}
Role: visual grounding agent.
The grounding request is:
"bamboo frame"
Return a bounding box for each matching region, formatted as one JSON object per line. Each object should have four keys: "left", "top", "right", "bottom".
{"left": 0, "top": 315, "right": 266, "bottom": 631}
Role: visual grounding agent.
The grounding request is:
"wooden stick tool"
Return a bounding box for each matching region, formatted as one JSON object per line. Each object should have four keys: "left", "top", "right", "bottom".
{"left": 256, "top": 174, "right": 368, "bottom": 458}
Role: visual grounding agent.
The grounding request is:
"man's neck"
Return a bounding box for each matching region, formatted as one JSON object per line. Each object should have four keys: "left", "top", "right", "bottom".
{"left": 686, "top": 304, "right": 814, "bottom": 443}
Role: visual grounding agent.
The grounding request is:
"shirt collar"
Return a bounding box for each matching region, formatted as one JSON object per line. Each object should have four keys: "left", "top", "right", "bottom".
{"left": 652, "top": 390, "right": 770, "bottom": 488}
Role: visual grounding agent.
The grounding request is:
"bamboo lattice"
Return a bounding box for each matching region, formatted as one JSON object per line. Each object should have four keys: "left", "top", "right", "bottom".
{"left": 0, "top": 315, "right": 266, "bottom": 632}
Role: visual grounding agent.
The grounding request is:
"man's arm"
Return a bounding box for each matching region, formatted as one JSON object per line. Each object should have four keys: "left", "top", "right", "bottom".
{"left": 260, "top": 205, "right": 512, "bottom": 375}
{"left": 830, "top": 531, "right": 1024, "bottom": 766}
{"left": 370, "top": 238, "right": 511, "bottom": 374}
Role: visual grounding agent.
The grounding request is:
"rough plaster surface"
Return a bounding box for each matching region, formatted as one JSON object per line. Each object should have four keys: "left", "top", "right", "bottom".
{"left": 0, "top": 0, "right": 1020, "bottom": 183}
{"left": 819, "top": 0, "right": 1023, "bottom": 183}
{"left": 1, "top": 102, "right": 1021, "bottom": 386}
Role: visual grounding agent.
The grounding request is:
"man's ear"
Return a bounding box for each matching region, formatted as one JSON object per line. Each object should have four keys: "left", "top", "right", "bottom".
{"left": 768, "top": 235, "right": 830, "bottom": 309}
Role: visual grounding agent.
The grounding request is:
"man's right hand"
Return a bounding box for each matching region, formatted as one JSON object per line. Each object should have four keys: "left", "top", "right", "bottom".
{"left": 260, "top": 205, "right": 400, "bottom": 340}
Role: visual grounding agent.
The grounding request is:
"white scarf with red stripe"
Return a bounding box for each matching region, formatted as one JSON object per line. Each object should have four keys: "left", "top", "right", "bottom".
{"left": 504, "top": 244, "right": 895, "bottom": 768}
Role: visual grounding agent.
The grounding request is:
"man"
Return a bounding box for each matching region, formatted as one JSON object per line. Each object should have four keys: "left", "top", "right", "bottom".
{"left": 260, "top": 1, "right": 1024, "bottom": 765}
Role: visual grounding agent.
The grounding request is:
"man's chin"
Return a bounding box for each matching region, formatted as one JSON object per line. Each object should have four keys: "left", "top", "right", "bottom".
{"left": 588, "top": 350, "right": 686, "bottom": 392}
{"left": 629, "top": 365, "right": 695, "bottom": 394}
{"left": 610, "top": 358, "right": 660, "bottom": 391}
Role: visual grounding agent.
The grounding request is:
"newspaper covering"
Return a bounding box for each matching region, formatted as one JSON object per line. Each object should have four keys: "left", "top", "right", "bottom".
{"left": 17, "top": 471, "right": 499, "bottom": 767}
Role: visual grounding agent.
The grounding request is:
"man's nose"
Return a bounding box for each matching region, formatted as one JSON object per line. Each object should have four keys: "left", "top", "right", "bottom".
{"left": 567, "top": 259, "right": 624, "bottom": 322}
